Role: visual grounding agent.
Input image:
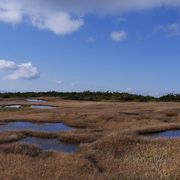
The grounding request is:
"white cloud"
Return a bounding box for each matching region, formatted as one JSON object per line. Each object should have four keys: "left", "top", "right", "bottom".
{"left": 0, "top": 0, "right": 84, "bottom": 35}
{"left": 154, "top": 23, "right": 180, "bottom": 36}
{"left": 0, "top": 59, "right": 18, "bottom": 70}
{"left": 0, "top": 1, "right": 23, "bottom": 24}
{"left": 0, "top": 60, "right": 40, "bottom": 80}
{"left": 30, "top": 12, "right": 83, "bottom": 35}
{"left": 110, "top": 30, "right": 127, "bottom": 41}
{"left": 1, "top": 0, "right": 180, "bottom": 35}
{"left": 18, "top": 0, "right": 180, "bottom": 15}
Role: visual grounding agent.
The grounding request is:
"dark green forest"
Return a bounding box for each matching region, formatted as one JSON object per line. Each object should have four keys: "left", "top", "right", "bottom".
{"left": 0, "top": 91, "right": 179, "bottom": 102}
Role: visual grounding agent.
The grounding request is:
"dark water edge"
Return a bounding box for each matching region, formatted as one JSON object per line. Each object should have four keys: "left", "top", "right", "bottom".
{"left": 0, "top": 121, "right": 73, "bottom": 133}
{"left": 19, "top": 137, "right": 77, "bottom": 153}
{"left": 143, "top": 130, "right": 180, "bottom": 138}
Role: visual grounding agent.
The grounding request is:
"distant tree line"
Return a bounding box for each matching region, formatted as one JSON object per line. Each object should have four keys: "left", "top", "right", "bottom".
{"left": 159, "top": 94, "right": 180, "bottom": 102}
{"left": 0, "top": 91, "right": 180, "bottom": 102}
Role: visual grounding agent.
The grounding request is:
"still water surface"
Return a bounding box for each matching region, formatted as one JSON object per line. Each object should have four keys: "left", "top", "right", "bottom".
{"left": 0, "top": 121, "right": 73, "bottom": 133}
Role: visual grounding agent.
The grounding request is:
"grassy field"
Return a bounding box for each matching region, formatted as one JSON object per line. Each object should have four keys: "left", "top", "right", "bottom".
{"left": 0, "top": 98, "right": 180, "bottom": 179}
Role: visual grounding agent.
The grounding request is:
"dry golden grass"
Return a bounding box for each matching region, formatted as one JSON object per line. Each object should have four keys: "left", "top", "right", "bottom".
{"left": 0, "top": 98, "right": 180, "bottom": 179}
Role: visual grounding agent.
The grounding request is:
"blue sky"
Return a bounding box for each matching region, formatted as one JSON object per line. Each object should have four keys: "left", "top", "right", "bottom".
{"left": 0, "top": 1, "right": 180, "bottom": 95}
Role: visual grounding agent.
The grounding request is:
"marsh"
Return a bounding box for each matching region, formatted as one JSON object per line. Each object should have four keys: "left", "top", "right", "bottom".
{"left": 0, "top": 98, "right": 179, "bottom": 179}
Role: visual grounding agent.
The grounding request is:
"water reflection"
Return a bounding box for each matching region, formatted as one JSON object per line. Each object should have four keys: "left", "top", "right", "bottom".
{"left": 0, "top": 121, "right": 73, "bottom": 133}
{"left": 19, "top": 137, "right": 77, "bottom": 153}
{"left": 31, "top": 105, "right": 56, "bottom": 109}
{"left": 27, "top": 99, "right": 46, "bottom": 102}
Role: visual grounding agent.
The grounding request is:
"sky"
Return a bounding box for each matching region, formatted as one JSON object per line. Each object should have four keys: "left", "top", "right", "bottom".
{"left": 0, "top": 0, "right": 180, "bottom": 95}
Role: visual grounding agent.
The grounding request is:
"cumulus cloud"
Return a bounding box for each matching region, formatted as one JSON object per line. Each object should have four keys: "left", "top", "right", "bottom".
{"left": 110, "top": 30, "right": 127, "bottom": 41}
{"left": 0, "top": 60, "right": 18, "bottom": 70}
{"left": 0, "top": 0, "right": 84, "bottom": 35}
{"left": 0, "top": 0, "right": 180, "bottom": 35}
{"left": 30, "top": 12, "right": 84, "bottom": 35}
{"left": 0, "top": 60, "right": 40, "bottom": 80}
{"left": 0, "top": 1, "right": 23, "bottom": 24}
{"left": 7, "top": 62, "right": 40, "bottom": 80}
{"left": 154, "top": 23, "right": 180, "bottom": 36}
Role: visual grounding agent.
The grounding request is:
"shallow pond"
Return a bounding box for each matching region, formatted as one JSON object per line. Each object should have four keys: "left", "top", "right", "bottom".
{"left": 0, "top": 121, "right": 73, "bottom": 133}
{"left": 31, "top": 105, "right": 56, "bottom": 109}
{"left": 19, "top": 137, "right": 77, "bottom": 153}
{"left": 5, "top": 105, "right": 21, "bottom": 108}
{"left": 27, "top": 99, "right": 46, "bottom": 102}
{"left": 144, "top": 130, "right": 180, "bottom": 138}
